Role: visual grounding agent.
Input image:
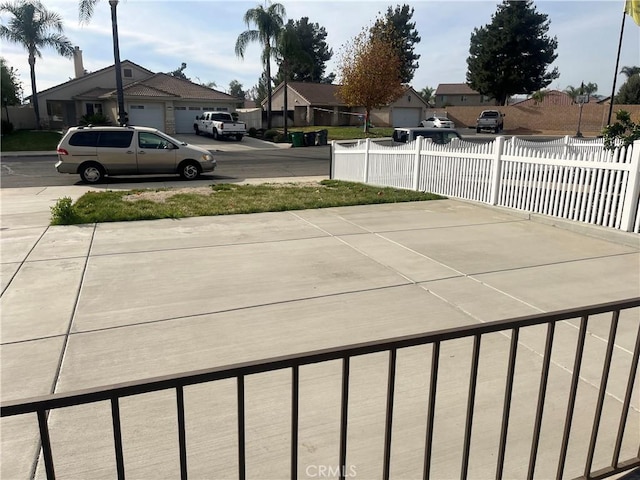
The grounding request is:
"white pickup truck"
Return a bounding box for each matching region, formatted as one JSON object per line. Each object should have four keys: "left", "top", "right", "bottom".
{"left": 194, "top": 111, "right": 246, "bottom": 141}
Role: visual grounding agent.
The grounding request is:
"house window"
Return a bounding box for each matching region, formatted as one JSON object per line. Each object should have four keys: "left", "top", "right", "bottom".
{"left": 175, "top": 106, "right": 186, "bottom": 110}
{"left": 131, "top": 105, "right": 144, "bottom": 109}
{"left": 188, "top": 106, "right": 201, "bottom": 110}
{"left": 215, "top": 107, "right": 228, "bottom": 111}
{"left": 460, "top": 96, "right": 467, "bottom": 102}
{"left": 123, "top": 68, "right": 133, "bottom": 78}
{"left": 85, "top": 103, "right": 103, "bottom": 115}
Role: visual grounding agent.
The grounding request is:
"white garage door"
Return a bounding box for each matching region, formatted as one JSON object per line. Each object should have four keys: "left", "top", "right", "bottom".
{"left": 392, "top": 107, "right": 422, "bottom": 127}
{"left": 128, "top": 103, "right": 164, "bottom": 131}
{"left": 174, "top": 106, "right": 214, "bottom": 134}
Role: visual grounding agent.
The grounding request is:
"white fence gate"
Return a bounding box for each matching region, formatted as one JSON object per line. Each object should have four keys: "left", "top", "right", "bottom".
{"left": 331, "top": 137, "right": 640, "bottom": 234}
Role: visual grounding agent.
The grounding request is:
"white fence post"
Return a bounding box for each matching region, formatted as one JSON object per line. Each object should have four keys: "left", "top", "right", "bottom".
{"left": 620, "top": 140, "right": 640, "bottom": 232}
{"left": 412, "top": 135, "right": 423, "bottom": 191}
{"left": 563, "top": 135, "right": 571, "bottom": 157}
{"left": 489, "top": 136, "right": 505, "bottom": 205}
{"left": 363, "top": 138, "right": 371, "bottom": 183}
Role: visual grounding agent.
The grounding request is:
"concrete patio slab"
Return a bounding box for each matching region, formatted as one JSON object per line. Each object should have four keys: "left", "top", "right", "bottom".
{"left": 1, "top": 191, "right": 638, "bottom": 480}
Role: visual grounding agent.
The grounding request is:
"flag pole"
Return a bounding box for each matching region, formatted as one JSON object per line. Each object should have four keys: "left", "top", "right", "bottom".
{"left": 607, "top": 9, "right": 627, "bottom": 125}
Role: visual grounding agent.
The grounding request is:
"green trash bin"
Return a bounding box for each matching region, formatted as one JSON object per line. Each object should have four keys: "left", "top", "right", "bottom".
{"left": 290, "top": 131, "right": 304, "bottom": 147}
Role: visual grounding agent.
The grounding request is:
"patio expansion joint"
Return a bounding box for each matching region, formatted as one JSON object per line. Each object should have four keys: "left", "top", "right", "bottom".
{"left": 50, "top": 222, "right": 98, "bottom": 396}
{"left": 59, "top": 283, "right": 419, "bottom": 337}
{"left": 0, "top": 225, "right": 50, "bottom": 297}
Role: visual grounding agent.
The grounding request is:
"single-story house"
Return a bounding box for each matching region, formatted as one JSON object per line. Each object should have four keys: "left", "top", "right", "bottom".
{"left": 265, "top": 81, "right": 430, "bottom": 128}
{"left": 35, "top": 48, "right": 240, "bottom": 134}
{"left": 434, "top": 83, "right": 494, "bottom": 108}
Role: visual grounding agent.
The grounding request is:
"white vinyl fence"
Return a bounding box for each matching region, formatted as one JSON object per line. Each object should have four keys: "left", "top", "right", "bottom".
{"left": 331, "top": 137, "right": 640, "bottom": 233}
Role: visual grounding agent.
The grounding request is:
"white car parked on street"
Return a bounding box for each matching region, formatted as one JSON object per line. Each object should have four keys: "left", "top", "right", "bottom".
{"left": 420, "top": 116, "right": 455, "bottom": 128}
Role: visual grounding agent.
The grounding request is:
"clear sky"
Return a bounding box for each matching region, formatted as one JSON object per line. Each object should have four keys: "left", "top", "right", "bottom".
{"left": 1, "top": 0, "right": 639, "bottom": 100}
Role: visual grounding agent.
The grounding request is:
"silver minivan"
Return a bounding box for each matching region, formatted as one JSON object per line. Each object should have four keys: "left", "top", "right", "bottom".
{"left": 55, "top": 125, "right": 216, "bottom": 183}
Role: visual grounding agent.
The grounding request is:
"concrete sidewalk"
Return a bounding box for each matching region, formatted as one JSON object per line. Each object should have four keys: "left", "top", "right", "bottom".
{"left": 1, "top": 182, "right": 639, "bottom": 479}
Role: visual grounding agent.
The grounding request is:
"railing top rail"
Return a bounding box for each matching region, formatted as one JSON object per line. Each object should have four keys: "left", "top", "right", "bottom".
{"left": 2, "top": 297, "right": 638, "bottom": 417}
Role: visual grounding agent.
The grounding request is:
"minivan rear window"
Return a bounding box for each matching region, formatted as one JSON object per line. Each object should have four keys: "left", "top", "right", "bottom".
{"left": 97, "top": 131, "right": 134, "bottom": 148}
{"left": 69, "top": 131, "right": 99, "bottom": 146}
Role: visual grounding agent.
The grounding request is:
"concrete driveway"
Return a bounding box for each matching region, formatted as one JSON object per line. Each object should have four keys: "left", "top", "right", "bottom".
{"left": 1, "top": 180, "right": 639, "bottom": 479}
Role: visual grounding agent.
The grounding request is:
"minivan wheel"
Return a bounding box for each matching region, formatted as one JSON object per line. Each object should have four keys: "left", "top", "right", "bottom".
{"left": 79, "top": 163, "right": 104, "bottom": 184}
{"left": 180, "top": 161, "right": 200, "bottom": 180}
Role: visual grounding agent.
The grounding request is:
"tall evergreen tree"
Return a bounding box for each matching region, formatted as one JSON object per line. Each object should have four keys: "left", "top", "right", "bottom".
{"left": 0, "top": 0, "right": 74, "bottom": 127}
{"left": 370, "top": 4, "right": 420, "bottom": 84}
{"left": 466, "top": 0, "right": 558, "bottom": 106}
{"left": 275, "top": 17, "right": 333, "bottom": 84}
{"left": 1, "top": 57, "right": 23, "bottom": 104}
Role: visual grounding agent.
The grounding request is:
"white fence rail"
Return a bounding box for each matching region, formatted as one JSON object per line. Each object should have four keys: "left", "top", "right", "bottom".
{"left": 331, "top": 137, "right": 640, "bottom": 233}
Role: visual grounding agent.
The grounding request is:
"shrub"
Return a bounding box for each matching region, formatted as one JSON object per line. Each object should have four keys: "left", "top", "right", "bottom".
{"left": 79, "top": 113, "right": 112, "bottom": 126}
{"left": 263, "top": 129, "right": 280, "bottom": 141}
{"left": 602, "top": 110, "right": 640, "bottom": 149}
{"left": 1, "top": 119, "right": 14, "bottom": 135}
{"left": 50, "top": 197, "right": 79, "bottom": 225}
{"left": 248, "top": 127, "right": 257, "bottom": 137}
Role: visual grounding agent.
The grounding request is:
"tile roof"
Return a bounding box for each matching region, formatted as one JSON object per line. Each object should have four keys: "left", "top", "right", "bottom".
{"left": 139, "top": 74, "right": 237, "bottom": 101}
{"left": 287, "top": 82, "right": 346, "bottom": 106}
{"left": 435, "top": 83, "right": 480, "bottom": 95}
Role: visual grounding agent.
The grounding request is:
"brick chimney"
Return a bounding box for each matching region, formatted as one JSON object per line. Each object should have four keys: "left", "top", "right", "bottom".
{"left": 73, "top": 46, "right": 84, "bottom": 78}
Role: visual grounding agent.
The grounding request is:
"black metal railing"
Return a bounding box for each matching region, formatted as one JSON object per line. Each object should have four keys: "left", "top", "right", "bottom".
{"left": 3, "top": 298, "right": 640, "bottom": 480}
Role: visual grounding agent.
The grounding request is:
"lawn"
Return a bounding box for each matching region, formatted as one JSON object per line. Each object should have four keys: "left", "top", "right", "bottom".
{"left": 1, "top": 129, "right": 62, "bottom": 151}
{"left": 287, "top": 125, "right": 394, "bottom": 140}
{"left": 50, "top": 180, "right": 443, "bottom": 225}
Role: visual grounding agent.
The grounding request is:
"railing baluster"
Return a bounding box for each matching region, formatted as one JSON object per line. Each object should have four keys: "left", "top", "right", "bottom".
{"left": 37, "top": 409, "right": 56, "bottom": 480}
{"left": 291, "top": 365, "right": 299, "bottom": 480}
{"left": 111, "top": 397, "right": 126, "bottom": 480}
{"left": 585, "top": 310, "right": 621, "bottom": 477}
{"left": 461, "top": 334, "right": 482, "bottom": 480}
{"left": 612, "top": 319, "right": 640, "bottom": 468}
{"left": 423, "top": 341, "right": 440, "bottom": 480}
{"left": 496, "top": 328, "right": 519, "bottom": 480}
{"left": 176, "top": 386, "right": 187, "bottom": 480}
{"left": 383, "top": 348, "right": 397, "bottom": 480}
{"left": 339, "top": 357, "right": 350, "bottom": 480}
{"left": 237, "top": 375, "right": 246, "bottom": 480}
{"left": 527, "top": 322, "right": 556, "bottom": 480}
{"left": 556, "top": 316, "right": 589, "bottom": 479}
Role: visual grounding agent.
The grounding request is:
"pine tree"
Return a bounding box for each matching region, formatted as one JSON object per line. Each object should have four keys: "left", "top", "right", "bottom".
{"left": 466, "top": 0, "right": 559, "bottom": 106}
{"left": 370, "top": 4, "right": 420, "bottom": 84}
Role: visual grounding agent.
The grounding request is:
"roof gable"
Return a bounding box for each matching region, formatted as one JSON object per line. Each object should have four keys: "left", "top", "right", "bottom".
{"left": 37, "top": 60, "right": 154, "bottom": 97}
{"left": 435, "top": 83, "right": 481, "bottom": 95}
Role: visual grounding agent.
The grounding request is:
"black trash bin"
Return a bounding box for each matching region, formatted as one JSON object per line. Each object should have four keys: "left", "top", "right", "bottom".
{"left": 303, "top": 131, "right": 316, "bottom": 147}
{"left": 316, "top": 129, "right": 328, "bottom": 146}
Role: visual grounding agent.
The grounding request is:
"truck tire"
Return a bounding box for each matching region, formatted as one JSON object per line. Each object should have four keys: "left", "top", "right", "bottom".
{"left": 476, "top": 127, "right": 481, "bottom": 133}
{"left": 493, "top": 126, "right": 499, "bottom": 134}
{"left": 194, "top": 125, "right": 200, "bottom": 135}
{"left": 235, "top": 134, "right": 243, "bottom": 141}
{"left": 212, "top": 129, "right": 219, "bottom": 140}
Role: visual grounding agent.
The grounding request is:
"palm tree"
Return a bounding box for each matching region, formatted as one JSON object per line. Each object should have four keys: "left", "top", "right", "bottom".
{"left": 235, "top": 2, "right": 286, "bottom": 130}
{"left": 620, "top": 66, "right": 640, "bottom": 78}
{"left": 77, "top": 0, "right": 125, "bottom": 125}
{"left": 0, "top": 0, "right": 73, "bottom": 127}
